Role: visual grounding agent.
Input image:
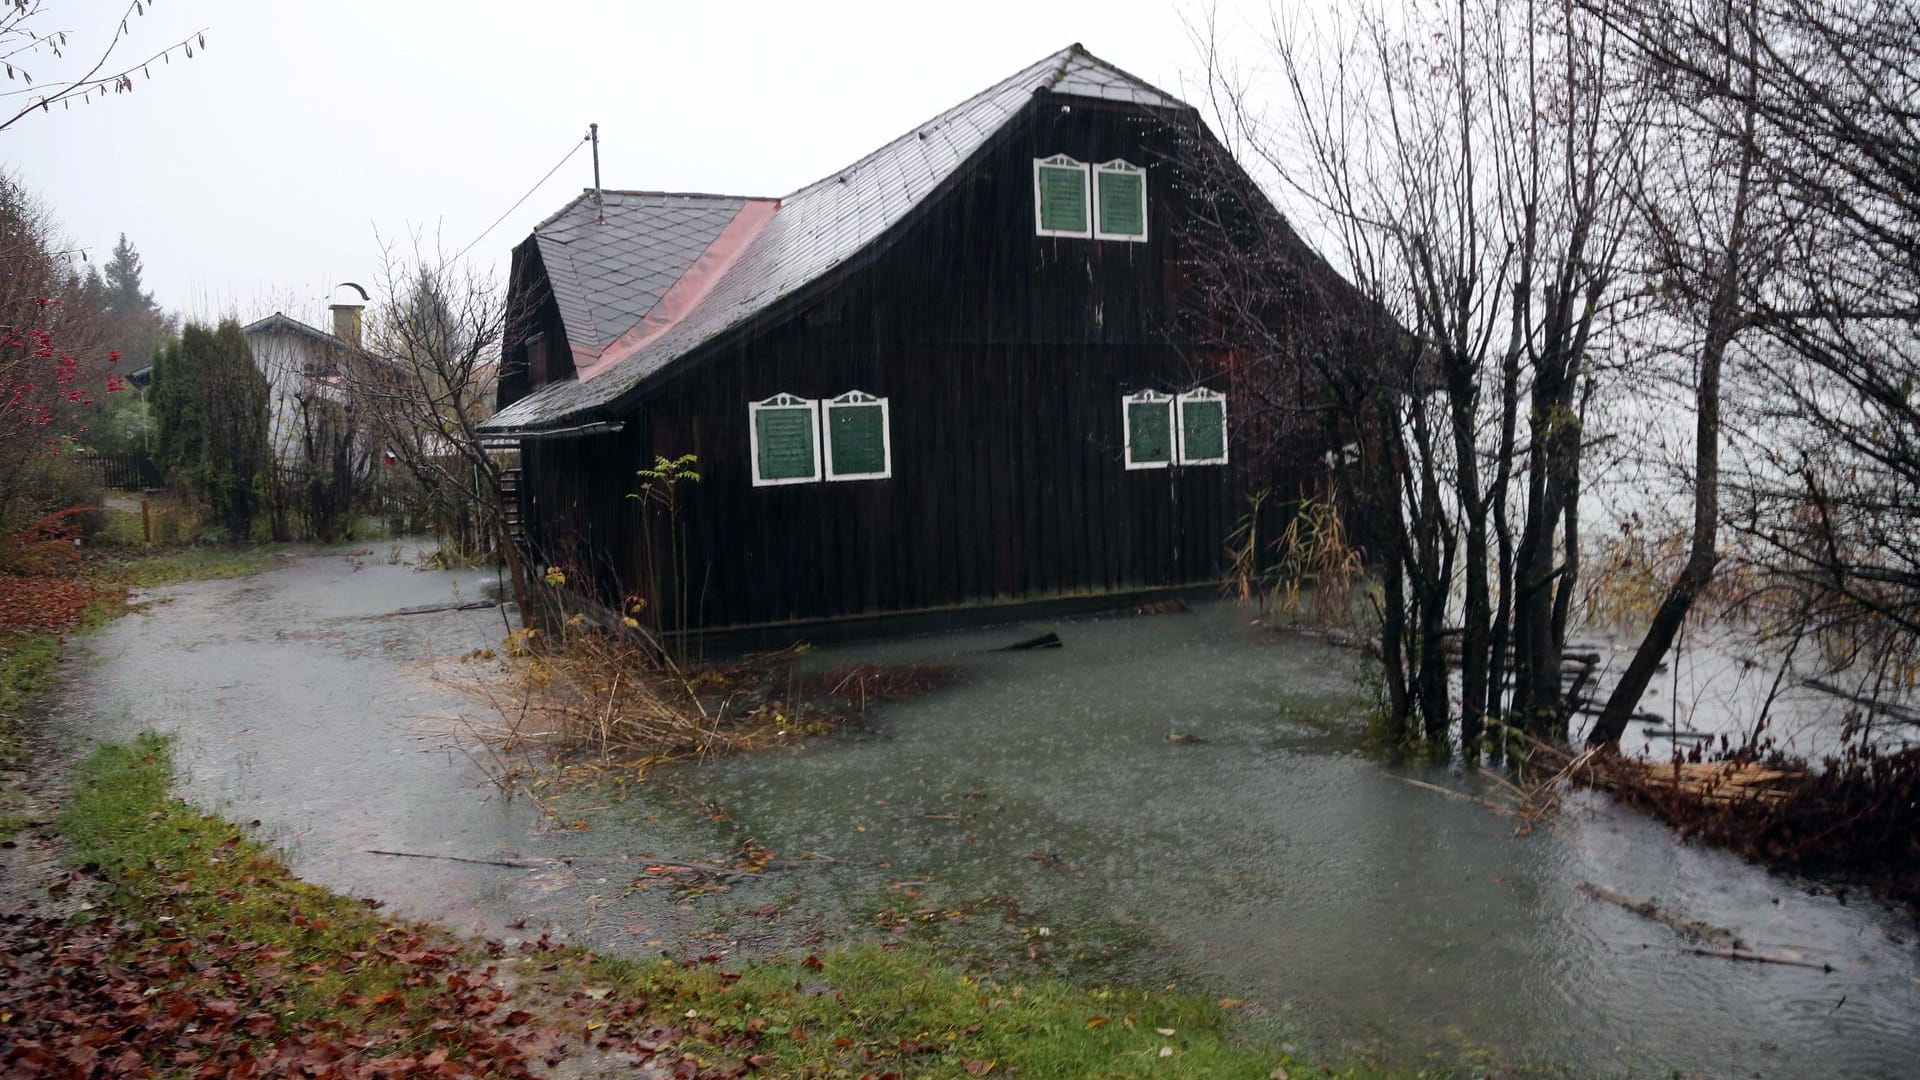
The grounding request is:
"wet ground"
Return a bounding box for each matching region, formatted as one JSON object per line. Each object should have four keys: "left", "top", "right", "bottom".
{"left": 75, "top": 549, "right": 1920, "bottom": 1078}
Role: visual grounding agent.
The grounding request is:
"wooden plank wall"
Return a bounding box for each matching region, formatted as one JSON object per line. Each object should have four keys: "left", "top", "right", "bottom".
{"left": 514, "top": 96, "right": 1304, "bottom": 634}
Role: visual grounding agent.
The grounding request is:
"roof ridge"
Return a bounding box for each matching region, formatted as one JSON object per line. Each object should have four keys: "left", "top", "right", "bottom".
{"left": 241, "top": 311, "right": 344, "bottom": 345}
{"left": 532, "top": 189, "right": 598, "bottom": 232}
{"left": 1053, "top": 44, "right": 1174, "bottom": 103}
{"left": 781, "top": 45, "right": 1076, "bottom": 201}
{"left": 597, "top": 188, "right": 771, "bottom": 201}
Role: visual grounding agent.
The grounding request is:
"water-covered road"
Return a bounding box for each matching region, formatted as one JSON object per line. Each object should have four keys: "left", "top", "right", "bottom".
{"left": 76, "top": 549, "right": 1920, "bottom": 1077}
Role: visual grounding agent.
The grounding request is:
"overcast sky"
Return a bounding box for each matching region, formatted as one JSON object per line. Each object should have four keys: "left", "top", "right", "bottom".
{"left": 4, "top": 0, "right": 1247, "bottom": 327}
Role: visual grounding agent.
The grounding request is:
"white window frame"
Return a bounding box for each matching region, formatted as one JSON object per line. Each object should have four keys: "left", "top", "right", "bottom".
{"left": 1122, "top": 390, "right": 1175, "bottom": 470}
{"left": 748, "top": 392, "right": 821, "bottom": 487}
{"left": 1033, "top": 154, "right": 1093, "bottom": 238}
{"left": 1176, "top": 388, "right": 1230, "bottom": 466}
{"left": 1092, "top": 159, "right": 1149, "bottom": 242}
{"left": 822, "top": 390, "right": 893, "bottom": 482}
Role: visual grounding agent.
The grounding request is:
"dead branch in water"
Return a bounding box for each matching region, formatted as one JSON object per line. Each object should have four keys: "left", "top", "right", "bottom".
{"left": 1577, "top": 881, "right": 1742, "bottom": 949}
{"left": 1683, "top": 947, "right": 1833, "bottom": 972}
{"left": 367, "top": 849, "right": 540, "bottom": 869}
{"left": 365, "top": 848, "right": 848, "bottom": 876}
{"left": 1392, "top": 776, "right": 1512, "bottom": 815}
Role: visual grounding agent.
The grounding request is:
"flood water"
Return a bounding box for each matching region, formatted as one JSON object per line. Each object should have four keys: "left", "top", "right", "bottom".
{"left": 77, "top": 550, "right": 1919, "bottom": 1078}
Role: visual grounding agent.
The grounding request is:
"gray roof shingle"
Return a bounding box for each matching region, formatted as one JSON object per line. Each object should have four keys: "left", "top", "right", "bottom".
{"left": 486, "top": 44, "right": 1188, "bottom": 432}
{"left": 534, "top": 191, "right": 750, "bottom": 355}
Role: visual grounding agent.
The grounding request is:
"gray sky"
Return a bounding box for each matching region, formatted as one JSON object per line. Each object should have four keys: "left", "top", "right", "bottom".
{"left": 5, "top": 0, "right": 1224, "bottom": 326}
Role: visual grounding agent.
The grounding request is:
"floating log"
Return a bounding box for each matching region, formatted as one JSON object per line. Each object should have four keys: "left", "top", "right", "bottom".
{"left": 1578, "top": 881, "right": 1742, "bottom": 949}
{"left": 1800, "top": 678, "right": 1920, "bottom": 726}
{"left": 1571, "top": 700, "right": 1665, "bottom": 724}
{"left": 384, "top": 599, "right": 501, "bottom": 617}
{"left": 997, "top": 631, "right": 1063, "bottom": 651}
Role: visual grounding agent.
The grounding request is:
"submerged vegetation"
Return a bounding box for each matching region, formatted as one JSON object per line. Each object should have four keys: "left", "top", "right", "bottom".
{"left": 29, "top": 734, "right": 1396, "bottom": 1079}
{"left": 457, "top": 606, "right": 958, "bottom": 785}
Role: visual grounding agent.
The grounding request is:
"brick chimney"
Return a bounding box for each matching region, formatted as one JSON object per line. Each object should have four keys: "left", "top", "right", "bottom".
{"left": 329, "top": 302, "right": 363, "bottom": 348}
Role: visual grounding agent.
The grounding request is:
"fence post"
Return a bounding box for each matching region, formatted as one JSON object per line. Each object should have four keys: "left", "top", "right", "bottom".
{"left": 141, "top": 499, "right": 151, "bottom": 544}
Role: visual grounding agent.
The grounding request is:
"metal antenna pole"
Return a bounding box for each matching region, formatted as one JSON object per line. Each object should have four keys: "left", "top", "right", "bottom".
{"left": 590, "top": 123, "right": 603, "bottom": 223}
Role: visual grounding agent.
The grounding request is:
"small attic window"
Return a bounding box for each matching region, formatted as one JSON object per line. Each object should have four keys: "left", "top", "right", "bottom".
{"left": 750, "top": 393, "right": 821, "bottom": 487}
{"left": 1034, "top": 155, "right": 1091, "bottom": 238}
{"left": 1094, "top": 160, "right": 1148, "bottom": 241}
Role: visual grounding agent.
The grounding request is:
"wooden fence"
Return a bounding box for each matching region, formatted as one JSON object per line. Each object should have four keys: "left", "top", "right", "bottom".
{"left": 79, "top": 452, "right": 163, "bottom": 491}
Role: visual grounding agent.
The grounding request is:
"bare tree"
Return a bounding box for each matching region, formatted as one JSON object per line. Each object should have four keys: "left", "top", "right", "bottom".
{"left": 0, "top": 1, "right": 208, "bottom": 132}
{"left": 1582, "top": 0, "right": 1779, "bottom": 746}
{"left": 1570, "top": 0, "right": 1920, "bottom": 747}
{"left": 1189, "top": 0, "right": 1646, "bottom": 746}
{"left": 347, "top": 239, "right": 531, "bottom": 622}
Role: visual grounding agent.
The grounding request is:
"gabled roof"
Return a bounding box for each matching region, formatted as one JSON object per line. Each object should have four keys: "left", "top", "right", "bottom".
{"left": 241, "top": 312, "right": 351, "bottom": 351}
{"left": 485, "top": 44, "right": 1191, "bottom": 433}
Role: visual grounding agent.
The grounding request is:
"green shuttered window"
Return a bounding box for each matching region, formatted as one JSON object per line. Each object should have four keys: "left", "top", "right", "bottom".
{"left": 1094, "top": 160, "right": 1148, "bottom": 241}
{"left": 1034, "top": 155, "right": 1091, "bottom": 237}
{"left": 824, "top": 391, "right": 892, "bottom": 480}
{"left": 1124, "top": 389, "right": 1230, "bottom": 470}
{"left": 1177, "top": 389, "right": 1228, "bottom": 465}
{"left": 750, "top": 393, "right": 820, "bottom": 486}
{"left": 1124, "top": 390, "right": 1174, "bottom": 470}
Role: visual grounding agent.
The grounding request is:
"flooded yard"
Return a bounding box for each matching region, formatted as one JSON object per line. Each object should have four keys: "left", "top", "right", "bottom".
{"left": 77, "top": 550, "right": 1919, "bottom": 1078}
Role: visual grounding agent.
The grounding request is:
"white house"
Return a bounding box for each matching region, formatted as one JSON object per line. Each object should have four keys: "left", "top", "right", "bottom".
{"left": 240, "top": 298, "right": 363, "bottom": 463}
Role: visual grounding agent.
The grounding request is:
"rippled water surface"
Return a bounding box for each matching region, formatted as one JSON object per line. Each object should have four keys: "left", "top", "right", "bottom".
{"left": 78, "top": 551, "right": 1919, "bottom": 1078}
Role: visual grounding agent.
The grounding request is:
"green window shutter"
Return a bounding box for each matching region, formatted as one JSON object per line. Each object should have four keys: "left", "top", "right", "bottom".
{"left": 1179, "top": 396, "right": 1227, "bottom": 463}
{"left": 1124, "top": 392, "right": 1173, "bottom": 469}
{"left": 1095, "top": 162, "right": 1147, "bottom": 240}
{"left": 751, "top": 395, "right": 819, "bottom": 485}
{"left": 825, "top": 392, "right": 891, "bottom": 480}
{"left": 1035, "top": 156, "right": 1090, "bottom": 236}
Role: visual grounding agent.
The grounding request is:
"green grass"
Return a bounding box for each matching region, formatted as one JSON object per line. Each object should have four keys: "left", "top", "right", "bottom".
{"left": 94, "top": 507, "right": 151, "bottom": 547}
{"left": 59, "top": 735, "right": 424, "bottom": 1020}
{"left": 0, "top": 630, "right": 63, "bottom": 766}
{"left": 579, "top": 946, "right": 1354, "bottom": 1079}
{"left": 88, "top": 545, "right": 274, "bottom": 589}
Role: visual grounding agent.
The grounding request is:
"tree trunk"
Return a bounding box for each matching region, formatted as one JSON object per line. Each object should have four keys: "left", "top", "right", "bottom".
{"left": 1587, "top": 21, "right": 1756, "bottom": 749}
{"left": 1588, "top": 253, "right": 1733, "bottom": 748}
{"left": 1485, "top": 292, "right": 1525, "bottom": 735}
{"left": 1448, "top": 379, "right": 1491, "bottom": 752}
{"left": 1378, "top": 543, "right": 1412, "bottom": 738}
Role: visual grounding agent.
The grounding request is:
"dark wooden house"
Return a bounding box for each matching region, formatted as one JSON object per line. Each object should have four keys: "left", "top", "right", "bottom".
{"left": 482, "top": 44, "right": 1364, "bottom": 645}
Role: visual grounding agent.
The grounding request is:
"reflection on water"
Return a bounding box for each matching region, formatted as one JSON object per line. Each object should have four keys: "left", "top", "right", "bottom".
{"left": 78, "top": 557, "right": 1918, "bottom": 1078}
